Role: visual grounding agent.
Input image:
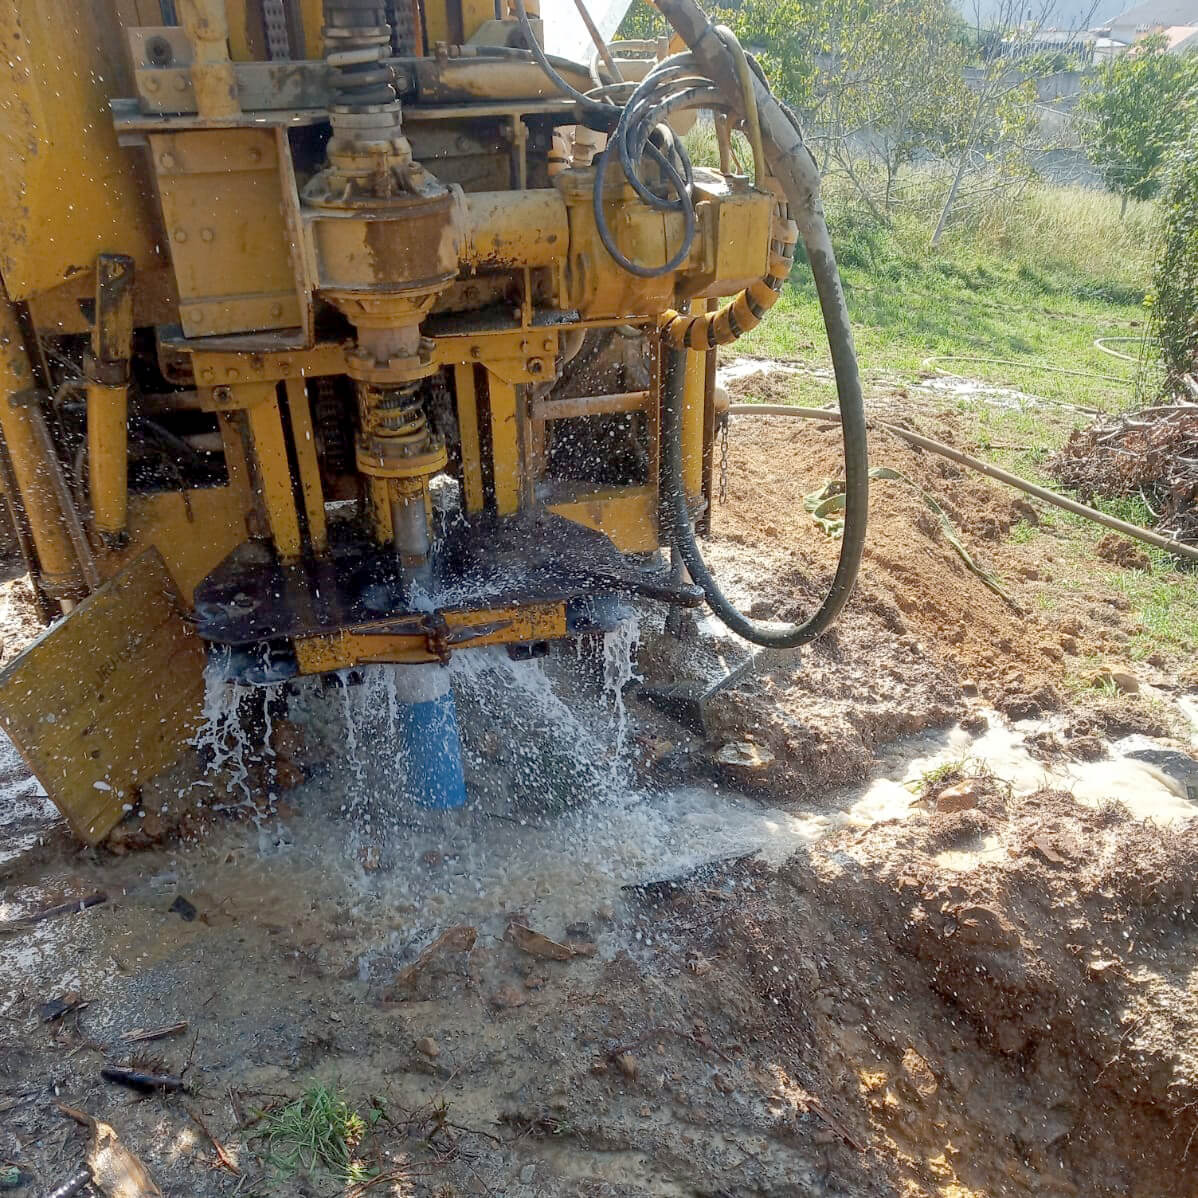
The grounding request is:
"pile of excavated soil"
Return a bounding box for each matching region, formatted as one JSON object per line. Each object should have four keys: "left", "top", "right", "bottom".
{"left": 642, "top": 785, "right": 1198, "bottom": 1197}
{"left": 675, "top": 410, "right": 1190, "bottom": 803}
{"left": 714, "top": 414, "right": 1075, "bottom": 708}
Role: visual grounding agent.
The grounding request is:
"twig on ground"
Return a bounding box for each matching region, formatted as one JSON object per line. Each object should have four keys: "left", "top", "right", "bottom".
{"left": 0, "top": 894, "right": 106, "bottom": 935}
{"left": 185, "top": 1105, "right": 240, "bottom": 1175}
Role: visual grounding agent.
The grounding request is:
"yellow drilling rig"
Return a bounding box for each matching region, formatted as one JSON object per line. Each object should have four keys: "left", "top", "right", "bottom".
{"left": 0, "top": 0, "right": 866, "bottom": 842}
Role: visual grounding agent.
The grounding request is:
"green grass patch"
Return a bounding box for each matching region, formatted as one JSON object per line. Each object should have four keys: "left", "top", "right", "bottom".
{"left": 257, "top": 1085, "right": 381, "bottom": 1185}
{"left": 735, "top": 181, "right": 1159, "bottom": 417}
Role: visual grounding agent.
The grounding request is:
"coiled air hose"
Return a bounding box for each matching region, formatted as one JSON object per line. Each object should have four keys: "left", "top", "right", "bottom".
{"left": 519, "top": 0, "right": 869, "bottom": 646}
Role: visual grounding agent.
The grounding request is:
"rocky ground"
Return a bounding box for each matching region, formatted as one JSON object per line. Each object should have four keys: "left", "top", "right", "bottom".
{"left": 0, "top": 395, "right": 1196, "bottom": 1197}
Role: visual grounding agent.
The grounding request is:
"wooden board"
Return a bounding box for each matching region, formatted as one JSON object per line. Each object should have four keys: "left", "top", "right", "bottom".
{"left": 0, "top": 548, "right": 207, "bottom": 844}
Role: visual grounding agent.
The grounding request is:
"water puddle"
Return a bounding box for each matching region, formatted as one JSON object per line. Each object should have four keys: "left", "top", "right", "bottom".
{"left": 856, "top": 706, "right": 1198, "bottom": 828}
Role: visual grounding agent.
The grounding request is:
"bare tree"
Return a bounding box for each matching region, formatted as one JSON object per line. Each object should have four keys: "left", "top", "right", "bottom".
{"left": 929, "top": 0, "right": 1098, "bottom": 247}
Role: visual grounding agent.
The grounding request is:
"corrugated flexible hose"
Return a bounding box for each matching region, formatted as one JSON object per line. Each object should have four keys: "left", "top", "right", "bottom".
{"left": 653, "top": 0, "right": 869, "bottom": 647}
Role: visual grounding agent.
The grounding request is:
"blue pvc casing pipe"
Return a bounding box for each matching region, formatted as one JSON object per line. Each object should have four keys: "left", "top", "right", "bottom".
{"left": 393, "top": 665, "right": 467, "bottom": 809}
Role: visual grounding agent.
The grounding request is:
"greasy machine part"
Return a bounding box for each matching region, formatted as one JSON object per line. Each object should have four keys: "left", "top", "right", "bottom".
{"left": 0, "top": 0, "right": 864, "bottom": 835}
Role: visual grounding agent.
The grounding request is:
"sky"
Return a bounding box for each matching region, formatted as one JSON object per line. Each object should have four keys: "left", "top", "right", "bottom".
{"left": 954, "top": 0, "right": 1134, "bottom": 28}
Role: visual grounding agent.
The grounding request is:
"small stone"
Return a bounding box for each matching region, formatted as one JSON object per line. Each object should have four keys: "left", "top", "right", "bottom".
{"left": 422, "top": 850, "right": 443, "bottom": 867}
{"left": 900, "top": 1047, "right": 939, "bottom": 1104}
{"left": 139, "top": 810, "right": 164, "bottom": 842}
{"left": 595, "top": 901, "right": 615, "bottom": 922}
{"left": 1058, "top": 634, "right": 1079, "bottom": 655}
{"left": 1109, "top": 669, "right": 1139, "bottom": 694}
{"left": 416, "top": 1036, "right": 440, "bottom": 1058}
{"left": 360, "top": 845, "right": 381, "bottom": 872}
{"left": 615, "top": 1052, "right": 639, "bottom": 1079}
{"left": 520, "top": 1164, "right": 536, "bottom": 1184}
{"left": 713, "top": 741, "right": 775, "bottom": 773}
{"left": 934, "top": 778, "right": 982, "bottom": 813}
{"left": 952, "top": 904, "right": 1019, "bottom": 950}
{"left": 490, "top": 984, "right": 527, "bottom": 1009}
{"left": 960, "top": 679, "right": 979, "bottom": 697}
{"left": 1088, "top": 666, "right": 1139, "bottom": 694}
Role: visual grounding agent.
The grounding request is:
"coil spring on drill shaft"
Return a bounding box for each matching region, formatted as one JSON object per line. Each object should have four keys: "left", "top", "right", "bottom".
{"left": 361, "top": 382, "right": 429, "bottom": 444}
{"left": 323, "top": 1, "right": 398, "bottom": 109}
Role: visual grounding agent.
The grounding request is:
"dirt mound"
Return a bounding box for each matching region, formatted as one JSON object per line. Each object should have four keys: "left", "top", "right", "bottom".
{"left": 691, "top": 415, "right": 1087, "bottom": 781}
{"left": 646, "top": 789, "right": 1198, "bottom": 1197}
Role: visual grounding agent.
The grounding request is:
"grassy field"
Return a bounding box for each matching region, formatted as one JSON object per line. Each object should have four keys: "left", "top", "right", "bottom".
{"left": 722, "top": 175, "right": 1198, "bottom": 663}
{"left": 738, "top": 184, "right": 1159, "bottom": 414}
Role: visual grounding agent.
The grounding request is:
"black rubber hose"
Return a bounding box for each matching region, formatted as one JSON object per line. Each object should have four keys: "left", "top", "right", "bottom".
{"left": 660, "top": 231, "right": 869, "bottom": 647}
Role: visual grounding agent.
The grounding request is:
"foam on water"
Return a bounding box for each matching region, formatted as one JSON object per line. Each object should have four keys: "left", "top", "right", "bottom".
{"left": 602, "top": 614, "right": 641, "bottom": 761}
{"left": 192, "top": 657, "right": 257, "bottom": 808}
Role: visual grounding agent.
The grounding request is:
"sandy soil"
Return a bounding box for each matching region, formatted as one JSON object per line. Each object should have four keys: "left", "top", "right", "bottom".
{"left": 1, "top": 401, "right": 1197, "bottom": 1197}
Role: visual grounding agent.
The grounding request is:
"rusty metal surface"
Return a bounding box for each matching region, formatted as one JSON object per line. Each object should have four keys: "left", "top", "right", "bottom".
{"left": 193, "top": 508, "right": 700, "bottom": 647}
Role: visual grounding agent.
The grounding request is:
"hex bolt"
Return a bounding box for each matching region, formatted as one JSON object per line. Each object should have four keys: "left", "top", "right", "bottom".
{"left": 212, "top": 386, "right": 232, "bottom": 403}
{"left": 200, "top": 228, "right": 214, "bottom": 243}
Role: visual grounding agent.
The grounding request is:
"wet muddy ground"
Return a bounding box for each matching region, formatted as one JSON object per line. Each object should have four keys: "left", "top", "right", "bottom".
{"left": 1, "top": 382, "right": 1197, "bottom": 1197}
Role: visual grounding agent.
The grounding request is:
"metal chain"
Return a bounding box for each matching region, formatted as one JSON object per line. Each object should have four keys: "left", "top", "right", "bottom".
{"left": 718, "top": 414, "right": 729, "bottom": 505}
{"left": 261, "top": 0, "right": 292, "bottom": 59}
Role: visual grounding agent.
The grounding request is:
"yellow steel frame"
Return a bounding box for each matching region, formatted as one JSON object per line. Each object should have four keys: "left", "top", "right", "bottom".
{"left": 293, "top": 601, "right": 569, "bottom": 673}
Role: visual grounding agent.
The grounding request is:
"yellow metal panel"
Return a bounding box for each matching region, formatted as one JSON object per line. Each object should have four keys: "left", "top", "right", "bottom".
{"left": 117, "top": 486, "right": 250, "bottom": 602}
{"left": 0, "top": 0, "right": 162, "bottom": 299}
{"left": 299, "top": 0, "right": 324, "bottom": 57}
{"left": 453, "top": 365, "right": 485, "bottom": 513}
{"left": 87, "top": 383, "right": 130, "bottom": 538}
{"left": 245, "top": 384, "right": 303, "bottom": 560}
{"left": 547, "top": 485, "right": 659, "bottom": 553}
{"left": 424, "top": 0, "right": 451, "bottom": 46}
{"left": 191, "top": 343, "right": 347, "bottom": 387}
{"left": 0, "top": 549, "right": 207, "bottom": 845}
{"left": 487, "top": 372, "right": 521, "bottom": 515}
{"left": 284, "top": 378, "right": 328, "bottom": 553}
{"left": 149, "top": 129, "right": 301, "bottom": 337}
{"left": 682, "top": 300, "right": 707, "bottom": 499}
{"left": 226, "top": 0, "right": 255, "bottom": 59}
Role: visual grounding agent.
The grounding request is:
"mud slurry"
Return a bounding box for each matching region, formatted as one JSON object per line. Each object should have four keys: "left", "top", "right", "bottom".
{"left": 2, "top": 417, "right": 1198, "bottom": 1196}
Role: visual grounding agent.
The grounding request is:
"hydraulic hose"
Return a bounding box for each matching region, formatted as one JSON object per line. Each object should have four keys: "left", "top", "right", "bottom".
{"left": 654, "top": 0, "right": 868, "bottom": 647}
{"left": 659, "top": 216, "right": 797, "bottom": 349}
{"left": 514, "top": 0, "right": 868, "bottom": 644}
